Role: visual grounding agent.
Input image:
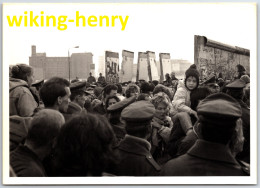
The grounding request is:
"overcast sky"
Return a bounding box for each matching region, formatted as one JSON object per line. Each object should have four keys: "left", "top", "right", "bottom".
{"left": 3, "top": 3, "right": 257, "bottom": 72}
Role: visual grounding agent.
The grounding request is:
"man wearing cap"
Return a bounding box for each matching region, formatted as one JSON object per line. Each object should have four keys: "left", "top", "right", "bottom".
{"left": 225, "top": 79, "right": 250, "bottom": 164}
{"left": 66, "top": 81, "right": 88, "bottom": 118}
{"left": 202, "top": 74, "right": 220, "bottom": 94}
{"left": 106, "top": 96, "right": 136, "bottom": 145}
{"left": 92, "top": 84, "right": 118, "bottom": 115}
{"left": 161, "top": 93, "right": 248, "bottom": 176}
{"left": 87, "top": 72, "right": 96, "bottom": 84}
{"left": 113, "top": 101, "right": 161, "bottom": 176}
{"left": 98, "top": 73, "right": 106, "bottom": 84}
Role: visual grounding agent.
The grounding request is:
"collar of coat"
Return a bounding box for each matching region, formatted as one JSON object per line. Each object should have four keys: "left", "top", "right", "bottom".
{"left": 67, "top": 101, "right": 82, "bottom": 113}
{"left": 119, "top": 134, "right": 151, "bottom": 156}
{"left": 188, "top": 139, "right": 238, "bottom": 165}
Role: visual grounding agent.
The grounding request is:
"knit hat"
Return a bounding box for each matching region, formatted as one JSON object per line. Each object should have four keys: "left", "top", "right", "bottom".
{"left": 185, "top": 64, "right": 200, "bottom": 90}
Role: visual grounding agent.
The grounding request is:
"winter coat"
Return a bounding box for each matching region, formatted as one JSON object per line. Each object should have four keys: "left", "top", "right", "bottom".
{"left": 150, "top": 116, "right": 173, "bottom": 164}
{"left": 9, "top": 78, "right": 38, "bottom": 117}
{"left": 172, "top": 80, "right": 192, "bottom": 114}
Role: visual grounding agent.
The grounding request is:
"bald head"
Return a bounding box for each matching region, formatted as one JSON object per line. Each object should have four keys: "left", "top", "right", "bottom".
{"left": 27, "top": 109, "right": 65, "bottom": 148}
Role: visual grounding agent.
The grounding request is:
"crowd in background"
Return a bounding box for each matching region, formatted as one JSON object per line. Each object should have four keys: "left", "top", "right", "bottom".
{"left": 9, "top": 63, "right": 250, "bottom": 177}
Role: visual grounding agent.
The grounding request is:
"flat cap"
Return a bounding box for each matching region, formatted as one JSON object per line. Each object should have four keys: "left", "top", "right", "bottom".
{"left": 225, "top": 79, "right": 246, "bottom": 89}
{"left": 202, "top": 74, "right": 216, "bottom": 85}
{"left": 197, "top": 93, "right": 242, "bottom": 118}
{"left": 31, "top": 79, "right": 44, "bottom": 87}
{"left": 107, "top": 96, "right": 136, "bottom": 113}
{"left": 121, "top": 101, "right": 155, "bottom": 122}
{"left": 70, "top": 81, "right": 87, "bottom": 91}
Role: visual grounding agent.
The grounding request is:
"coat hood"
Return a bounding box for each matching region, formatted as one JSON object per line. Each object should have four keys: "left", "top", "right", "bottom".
{"left": 10, "top": 78, "right": 28, "bottom": 91}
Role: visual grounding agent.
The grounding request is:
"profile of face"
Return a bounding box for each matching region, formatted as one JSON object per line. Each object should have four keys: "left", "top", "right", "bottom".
{"left": 186, "top": 76, "right": 197, "bottom": 90}
{"left": 208, "top": 84, "right": 220, "bottom": 94}
{"left": 76, "top": 93, "right": 87, "bottom": 108}
{"left": 130, "top": 89, "right": 139, "bottom": 98}
{"left": 58, "top": 87, "right": 71, "bottom": 113}
{"left": 108, "top": 89, "right": 117, "bottom": 98}
{"left": 155, "top": 102, "right": 168, "bottom": 120}
{"left": 108, "top": 98, "right": 118, "bottom": 107}
{"left": 26, "top": 70, "right": 35, "bottom": 87}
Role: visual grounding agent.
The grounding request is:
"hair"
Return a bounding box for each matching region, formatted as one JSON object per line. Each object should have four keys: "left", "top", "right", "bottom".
{"left": 53, "top": 114, "right": 117, "bottom": 176}
{"left": 105, "top": 95, "right": 120, "bottom": 109}
{"left": 150, "top": 94, "right": 170, "bottom": 110}
{"left": 26, "top": 109, "right": 65, "bottom": 148}
{"left": 70, "top": 90, "right": 85, "bottom": 101}
{"left": 103, "top": 84, "right": 118, "bottom": 98}
{"left": 125, "top": 83, "right": 140, "bottom": 98}
{"left": 11, "top": 64, "right": 33, "bottom": 82}
{"left": 40, "top": 77, "right": 70, "bottom": 107}
{"left": 152, "top": 80, "right": 159, "bottom": 86}
{"left": 116, "top": 83, "right": 123, "bottom": 94}
{"left": 199, "top": 115, "right": 238, "bottom": 145}
{"left": 240, "top": 75, "right": 250, "bottom": 84}
{"left": 140, "top": 81, "right": 152, "bottom": 94}
{"left": 153, "top": 84, "right": 173, "bottom": 101}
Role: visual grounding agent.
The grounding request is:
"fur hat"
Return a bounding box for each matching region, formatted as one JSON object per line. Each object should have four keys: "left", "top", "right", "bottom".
{"left": 236, "top": 64, "right": 246, "bottom": 72}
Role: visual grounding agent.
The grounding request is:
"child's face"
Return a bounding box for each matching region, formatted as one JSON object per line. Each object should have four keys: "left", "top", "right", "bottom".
{"left": 186, "top": 76, "right": 197, "bottom": 90}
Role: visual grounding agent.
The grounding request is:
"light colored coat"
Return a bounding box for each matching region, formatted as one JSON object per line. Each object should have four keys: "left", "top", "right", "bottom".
{"left": 172, "top": 80, "right": 192, "bottom": 114}
{"left": 9, "top": 78, "right": 37, "bottom": 117}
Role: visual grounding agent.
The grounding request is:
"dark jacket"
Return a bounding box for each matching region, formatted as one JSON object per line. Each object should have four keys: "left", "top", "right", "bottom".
{"left": 161, "top": 139, "right": 249, "bottom": 176}
{"left": 87, "top": 76, "right": 96, "bottom": 84}
{"left": 10, "top": 145, "right": 46, "bottom": 177}
{"left": 114, "top": 135, "right": 161, "bottom": 176}
{"left": 98, "top": 76, "right": 106, "bottom": 83}
{"left": 92, "top": 101, "right": 106, "bottom": 115}
{"left": 236, "top": 100, "right": 250, "bottom": 163}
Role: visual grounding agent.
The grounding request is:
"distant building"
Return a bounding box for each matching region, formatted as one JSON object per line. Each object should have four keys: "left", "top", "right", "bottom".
{"left": 29, "top": 45, "right": 95, "bottom": 80}
{"left": 98, "top": 56, "right": 105, "bottom": 76}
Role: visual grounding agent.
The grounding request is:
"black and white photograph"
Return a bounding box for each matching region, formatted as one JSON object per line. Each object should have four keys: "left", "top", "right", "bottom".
{"left": 2, "top": 2, "right": 257, "bottom": 185}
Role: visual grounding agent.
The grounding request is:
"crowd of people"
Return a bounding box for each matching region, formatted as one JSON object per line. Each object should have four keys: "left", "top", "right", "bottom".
{"left": 9, "top": 63, "right": 250, "bottom": 177}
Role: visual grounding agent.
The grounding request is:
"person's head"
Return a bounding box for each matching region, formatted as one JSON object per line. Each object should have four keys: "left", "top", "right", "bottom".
{"left": 171, "top": 72, "right": 176, "bottom": 78}
{"left": 89, "top": 72, "right": 92, "bottom": 76}
{"left": 235, "top": 64, "right": 246, "bottom": 79}
{"left": 116, "top": 83, "right": 123, "bottom": 95}
{"left": 165, "top": 73, "right": 170, "bottom": 79}
{"left": 240, "top": 75, "right": 250, "bottom": 84}
{"left": 150, "top": 94, "right": 170, "bottom": 120}
{"left": 140, "top": 81, "right": 151, "bottom": 94}
{"left": 99, "top": 73, "right": 102, "bottom": 77}
{"left": 102, "top": 84, "right": 118, "bottom": 100}
{"left": 105, "top": 95, "right": 120, "bottom": 109}
{"left": 26, "top": 109, "right": 65, "bottom": 153}
{"left": 153, "top": 84, "right": 173, "bottom": 101}
{"left": 152, "top": 80, "right": 159, "bottom": 86}
{"left": 70, "top": 90, "right": 87, "bottom": 108}
{"left": 40, "top": 77, "right": 71, "bottom": 112}
{"left": 125, "top": 83, "right": 140, "bottom": 98}
{"left": 185, "top": 64, "right": 199, "bottom": 91}
{"left": 207, "top": 83, "right": 220, "bottom": 94}
{"left": 196, "top": 93, "right": 242, "bottom": 145}
{"left": 121, "top": 101, "right": 155, "bottom": 139}
{"left": 107, "top": 96, "right": 136, "bottom": 125}
{"left": 69, "top": 81, "right": 89, "bottom": 108}
{"left": 54, "top": 114, "right": 116, "bottom": 176}
{"left": 11, "top": 64, "right": 34, "bottom": 87}
{"left": 225, "top": 79, "right": 246, "bottom": 100}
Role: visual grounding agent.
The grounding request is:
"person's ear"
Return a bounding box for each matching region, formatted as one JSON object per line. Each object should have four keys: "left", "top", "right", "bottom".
{"left": 57, "top": 96, "right": 63, "bottom": 105}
